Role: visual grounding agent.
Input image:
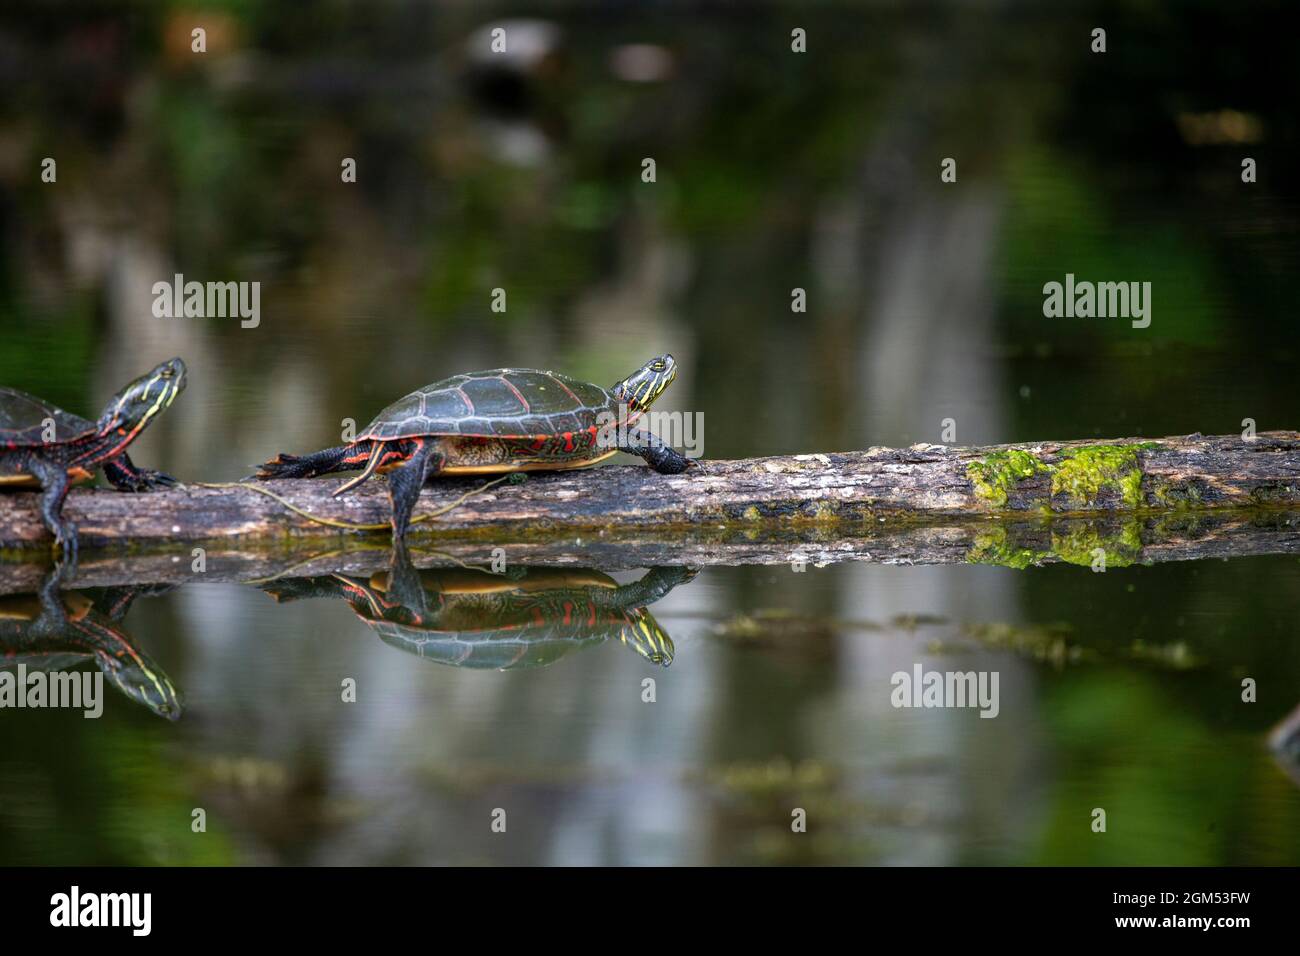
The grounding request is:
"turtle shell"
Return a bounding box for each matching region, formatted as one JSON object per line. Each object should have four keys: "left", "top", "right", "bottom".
{"left": 0, "top": 387, "right": 95, "bottom": 446}
{"left": 358, "top": 369, "right": 618, "bottom": 441}
{"left": 360, "top": 568, "right": 624, "bottom": 670}
{"left": 371, "top": 620, "right": 606, "bottom": 670}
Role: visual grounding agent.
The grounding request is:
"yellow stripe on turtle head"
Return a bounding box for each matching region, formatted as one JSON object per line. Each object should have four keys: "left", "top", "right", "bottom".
{"left": 618, "top": 609, "right": 674, "bottom": 666}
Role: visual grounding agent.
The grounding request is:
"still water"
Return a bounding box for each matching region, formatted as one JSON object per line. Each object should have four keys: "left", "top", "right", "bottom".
{"left": 2, "top": 549, "right": 1297, "bottom": 866}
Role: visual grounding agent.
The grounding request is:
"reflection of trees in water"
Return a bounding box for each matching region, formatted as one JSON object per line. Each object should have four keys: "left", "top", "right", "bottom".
{"left": 805, "top": 15, "right": 1033, "bottom": 863}
{"left": 177, "top": 567, "right": 716, "bottom": 865}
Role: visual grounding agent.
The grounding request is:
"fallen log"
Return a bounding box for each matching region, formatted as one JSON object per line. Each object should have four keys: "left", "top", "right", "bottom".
{"left": 0, "top": 431, "right": 1297, "bottom": 554}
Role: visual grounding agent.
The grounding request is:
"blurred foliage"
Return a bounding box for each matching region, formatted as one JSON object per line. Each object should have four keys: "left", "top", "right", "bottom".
{"left": 1001, "top": 147, "right": 1222, "bottom": 346}
{"left": 0, "top": 705, "right": 235, "bottom": 864}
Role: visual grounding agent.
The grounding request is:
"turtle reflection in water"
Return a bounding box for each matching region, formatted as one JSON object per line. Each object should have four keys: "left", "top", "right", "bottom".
{"left": 0, "top": 570, "right": 181, "bottom": 719}
{"left": 263, "top": 563, "right": 697, "bottom": 670}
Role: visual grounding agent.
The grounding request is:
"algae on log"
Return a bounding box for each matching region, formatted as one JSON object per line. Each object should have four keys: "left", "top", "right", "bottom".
{"left": 0, "top": 431, "right": 1297, "bottom": 551}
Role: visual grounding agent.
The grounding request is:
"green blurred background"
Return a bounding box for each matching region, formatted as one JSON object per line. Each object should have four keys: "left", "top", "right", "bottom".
{"left": 0, "top": 1, "right": 1297, "bottom": 865}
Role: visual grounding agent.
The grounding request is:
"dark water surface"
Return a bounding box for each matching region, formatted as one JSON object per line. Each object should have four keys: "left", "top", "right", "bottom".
{"left": 2, "top": 552, "right": 1297, "bottom": 866}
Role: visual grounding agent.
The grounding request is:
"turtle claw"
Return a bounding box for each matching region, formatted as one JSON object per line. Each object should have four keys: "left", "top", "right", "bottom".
{"left": 54, "top": 526, "right": 79, "bottom": 573}
{"left": 139, "top": 469, "right": 179, "bottom": 490}
{"left": 112, "top": 467, "right": 178, "bottom": 492}
{"left": 665, "top": 565, "right": 701, "bottom": 585}
{"left": 646, "top": 565, "right": 700, "bottom": 589}
{"left": 251, "top": 453, "right": 304, "bottom": 481}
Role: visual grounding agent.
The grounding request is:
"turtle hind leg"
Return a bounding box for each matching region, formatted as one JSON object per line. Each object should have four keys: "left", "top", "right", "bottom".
{"left": 27, "top": 455, "right": 77, "bottom": 563}
{"left": 259, "top": 577, "right": 347, "bottom": 603}
{"left": 387, "top": 440, "right": 445, "bottom": 542}
{"left": 385, "top": 542, "right": 429, "bottom": 615}
{"left": 253, "top": 444, "right": 357, "bottom": 481}
{"left": 618, "top": 427, "right": 695, "bottom": 474}
{"left": 103, "top": 453, "right": 178, "bottom": 491}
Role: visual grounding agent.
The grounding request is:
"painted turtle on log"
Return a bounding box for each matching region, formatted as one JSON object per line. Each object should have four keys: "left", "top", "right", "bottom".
{"left": 0, "top": 358, "right": 187, "bottom": 559}
{"left": 253, "top": 355, "right": 696, "bottom": 542}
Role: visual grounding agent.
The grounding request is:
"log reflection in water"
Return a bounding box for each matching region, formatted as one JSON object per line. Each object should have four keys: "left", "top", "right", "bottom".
{"left": 1, "top": 509, "right": 1298, "bottom": 597}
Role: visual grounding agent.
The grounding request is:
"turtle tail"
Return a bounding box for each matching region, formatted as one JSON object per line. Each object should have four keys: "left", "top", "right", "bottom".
{"left": 331, "top": 441, "right": 386, "bottom": 497}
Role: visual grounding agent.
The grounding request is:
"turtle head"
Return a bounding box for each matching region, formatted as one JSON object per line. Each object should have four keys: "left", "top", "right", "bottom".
{"left": 100, "top": 647, "right": 183, "bottom": 720}
{"left": 612, "top": 354, "right": 676, "bottom": 415}
{"left": 619, "top": 609, "right": 675, "bottom": 667}
{"left": 96, "top": 358, "right": 187, "bottom": 440}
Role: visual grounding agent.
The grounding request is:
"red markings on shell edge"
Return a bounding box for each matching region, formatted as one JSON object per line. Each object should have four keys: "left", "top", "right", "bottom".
{"left": 455, "top": 386, "right": 476, "bottom": 415}
{"left": 498, "top": 375, "right": 531, "bottom": 413}
{"left": 547, "top": 374, "right": 582, "bottom": 405}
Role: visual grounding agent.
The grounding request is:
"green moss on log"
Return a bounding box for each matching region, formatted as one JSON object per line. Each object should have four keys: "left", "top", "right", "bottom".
{"left": 967, "top": 525, "right": 1040, "bottom": 568}
{"left": 966, "top": 450, "right": 1051, "bottom": 507}
{"left": 1050, "top": 520, "right": 1143, "bottom": 568}
{"left": 1050, "top": 443, "right": 1158, "bottom": 508}
{"left": 967, "top": 519, "right": 1145, "bottom": 569}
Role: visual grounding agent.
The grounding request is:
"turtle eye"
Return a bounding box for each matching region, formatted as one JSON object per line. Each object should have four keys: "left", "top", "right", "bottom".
{"left": 160, "top": 368, "right": 175, "bottom": 379}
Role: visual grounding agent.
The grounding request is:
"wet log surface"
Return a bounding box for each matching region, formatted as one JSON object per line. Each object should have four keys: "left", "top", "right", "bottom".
{"left": 0, "top": 432, "right": 1297, "bottom": 570}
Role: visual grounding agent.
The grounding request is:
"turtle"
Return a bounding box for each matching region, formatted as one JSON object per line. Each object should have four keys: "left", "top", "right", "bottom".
{"left": 262, "top": 561, "right": 696, "bottom": 671}
{"left": 0, "top": 568, "right": 181, "bottom": 720}
{"left": 252, "top": 354, "right": 695, "bottom": 542}
{"left": 0, "top": 357, "right": 187, "bottom": 559}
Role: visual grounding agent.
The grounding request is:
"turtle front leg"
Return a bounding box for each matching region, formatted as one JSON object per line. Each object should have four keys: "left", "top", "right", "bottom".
{"left": 387, "top": 439, "right": 445, "bottom": 542}
{"left": 27, "top": 455, "right": 77, "bottom": 562}
{"left": 618, "top": 427, "right": 696, "bottom": 474}
{"left": 598, "top": 566, "right": 700, "bottom": 611}
{"left": 104, "top": 454, "right": 178, "bottom": 492}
